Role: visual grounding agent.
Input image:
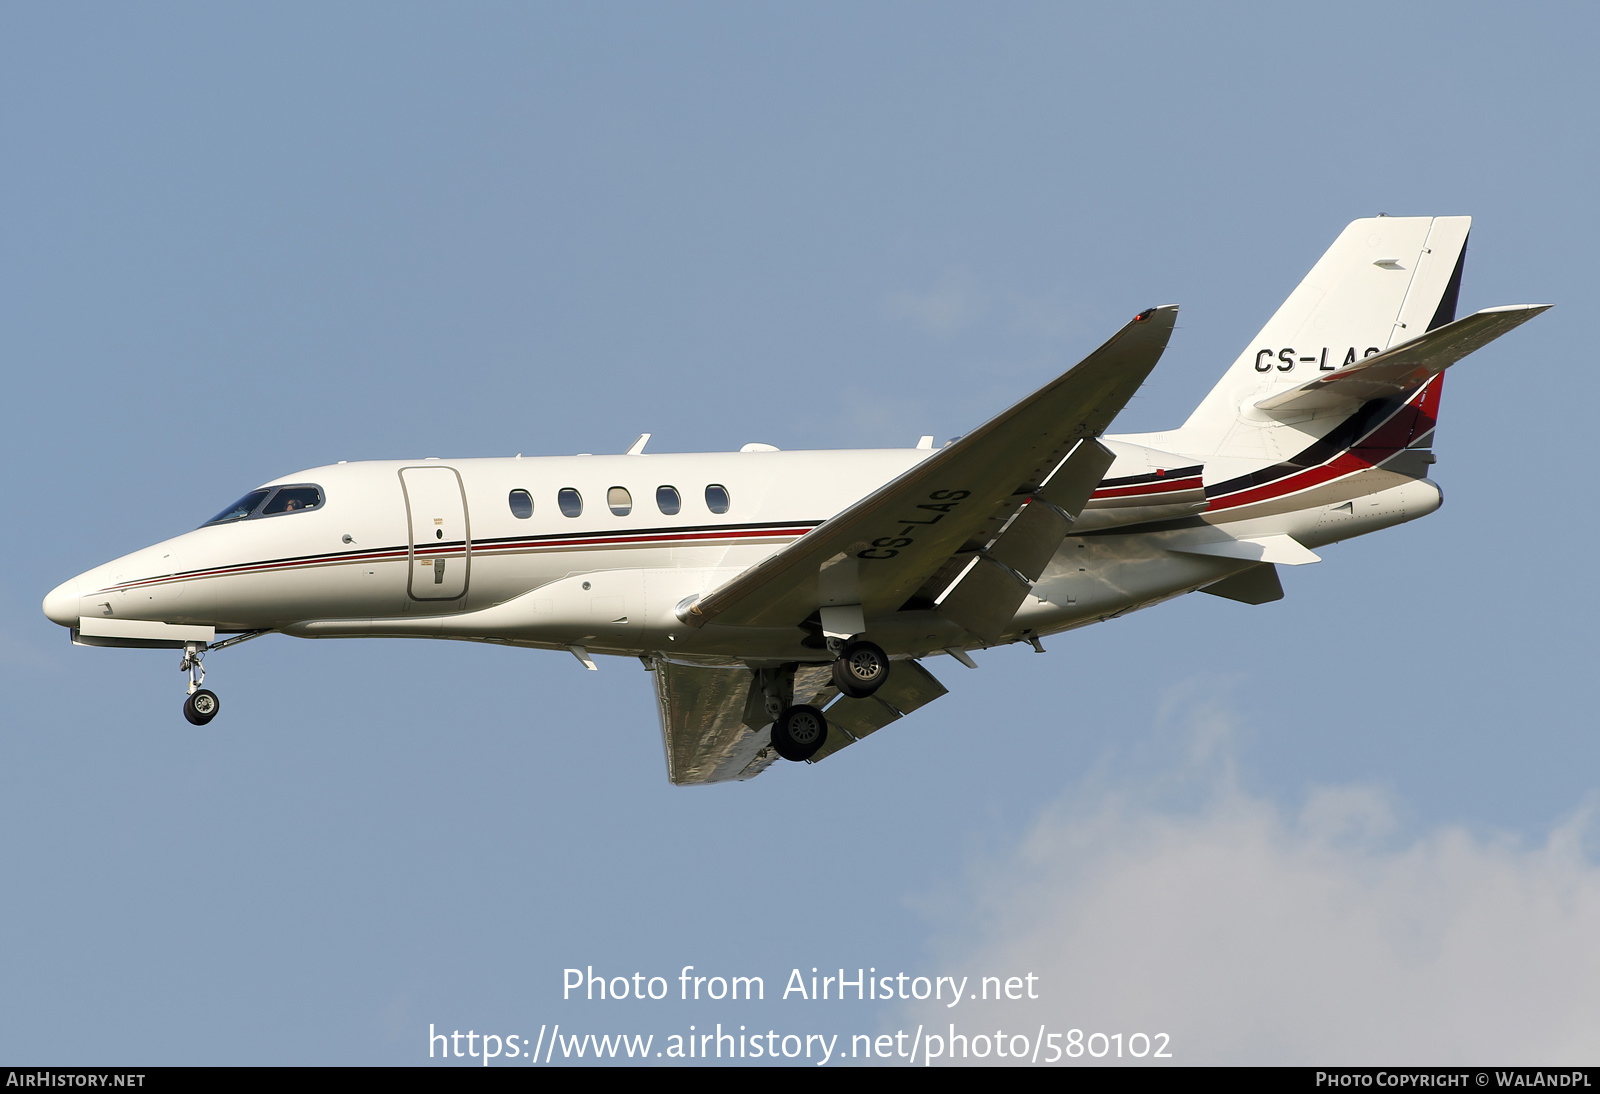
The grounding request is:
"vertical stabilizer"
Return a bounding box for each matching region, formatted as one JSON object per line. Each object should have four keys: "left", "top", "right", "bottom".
{"left": 1175, "top": 216, "right": 1470, "bottom": 456}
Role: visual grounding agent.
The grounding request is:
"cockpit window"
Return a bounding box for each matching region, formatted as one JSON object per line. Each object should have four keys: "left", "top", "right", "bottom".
{"left": 260, "top": 485, "right": 324, "bottom": 516}
{"left": 203, "top": 489, "right": 271, "bottom": 526}
{"left": 201, "top": 484, "right": 324, "bottom": 527}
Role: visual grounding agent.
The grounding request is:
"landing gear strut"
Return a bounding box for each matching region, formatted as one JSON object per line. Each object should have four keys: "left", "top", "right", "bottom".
{"left": 831, "top": 638, "right": 890, "bottom": 699}
{"left": 169, "top": 630, "right": 269, "bottom": 726}
{"left": 179, "top": 641, "right": 220, "bottom": 726}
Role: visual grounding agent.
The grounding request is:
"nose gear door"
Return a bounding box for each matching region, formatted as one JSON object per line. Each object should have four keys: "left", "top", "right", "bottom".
{"left": 400, "top": 466, "right": 470, "bottom": 601}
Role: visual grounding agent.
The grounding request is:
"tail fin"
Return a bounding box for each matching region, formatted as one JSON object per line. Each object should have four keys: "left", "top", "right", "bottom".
{"left": 1176, "top": 215, "right": 1470, "bottom": 455}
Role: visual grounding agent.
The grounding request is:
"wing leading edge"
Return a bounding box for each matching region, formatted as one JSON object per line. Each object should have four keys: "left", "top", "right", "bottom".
{"left": 680, "top": 306, "right": 1179, "bottom": 635}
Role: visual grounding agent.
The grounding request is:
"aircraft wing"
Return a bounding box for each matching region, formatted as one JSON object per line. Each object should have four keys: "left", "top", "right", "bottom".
{"left": 653, "top": 659, "right": 777, "bottom": 785}
{"left": 1255, "top": 304, "right": 1549, "bottom": 413}
{"left": 681, "top": 306, "right": 1178, "bottom": 633}
{"left": 808, "top": 659, "right": 948, "bottom": 762}
{"left": 653, "top": 659, "right": 837, "bottom": 784}
{"left": 653, "top": 657, "right": 948, "bottom": 784}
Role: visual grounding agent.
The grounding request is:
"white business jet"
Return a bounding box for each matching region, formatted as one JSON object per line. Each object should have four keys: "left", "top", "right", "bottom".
{"left": 43, "top": 216, "right": 1546, "bottom": 783}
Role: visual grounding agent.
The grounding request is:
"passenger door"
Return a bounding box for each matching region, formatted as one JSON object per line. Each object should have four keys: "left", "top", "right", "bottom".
{"left": 400, "top": 466, "right": 470, "bottom": 601}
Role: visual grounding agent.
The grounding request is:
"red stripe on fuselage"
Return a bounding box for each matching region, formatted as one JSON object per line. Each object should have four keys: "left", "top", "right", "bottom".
{"left": 1089, "top": 475, "right": 1205, "bottom": 501}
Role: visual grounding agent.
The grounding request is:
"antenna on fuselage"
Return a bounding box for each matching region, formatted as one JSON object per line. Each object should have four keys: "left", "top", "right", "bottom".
{"left": 626, "top": 433, "right": 651, "bottom": 455}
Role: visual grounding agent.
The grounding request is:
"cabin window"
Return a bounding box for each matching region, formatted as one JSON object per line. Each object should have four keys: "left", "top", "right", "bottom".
{"left": 558, "top": 488, "right": 583, "bottom": 518}
{"left": 508, "top": 490, "right": 534, "bottom": 519}
{"left": 705, "top": 484, "right": 730, "bottom": 514}
{"left": 656, "top": 485, "right": 681, "bottom": 515}
{"left": 607, "top": 486, "right": 632, "bottom": 516}
{"left": 261, "top": 485, "right": 324, "bottom": 516}
{"left": 202, "top": 489, "right": 271, "bottom": 526}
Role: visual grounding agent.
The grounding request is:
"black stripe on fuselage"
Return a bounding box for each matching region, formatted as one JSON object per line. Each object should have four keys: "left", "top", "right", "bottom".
{"left": 1204, "top": 393, "right": 1412, "bottom": 500}
{"left": 1099, "top": 464, "right": 1205, "bottom": 488}
{"left": 469, "top": 519, "right": 820, "bottom": 551}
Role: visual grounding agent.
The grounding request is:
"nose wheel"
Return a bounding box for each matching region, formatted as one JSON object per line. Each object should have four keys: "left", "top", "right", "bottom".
{"left": 183, "top": 688, "right": 221, "bottom": 726}
{"left": 179, "top": 641, "right": 220, "bottom": 726}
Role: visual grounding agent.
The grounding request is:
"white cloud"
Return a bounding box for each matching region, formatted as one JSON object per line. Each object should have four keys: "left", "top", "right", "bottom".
{"left": 907, "top": 696, "right": 1600, "bottom": 1065}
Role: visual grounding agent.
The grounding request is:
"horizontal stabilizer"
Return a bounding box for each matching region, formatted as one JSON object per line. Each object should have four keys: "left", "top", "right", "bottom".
{"left": 1256, "top": 304, "right": 1549, "bottom": 413}
{"left": 1172, "top": 534, "right": 1321, "bottom": 566}
{"left": 1199, "top": 564, "right": 1284, "bottom": 605}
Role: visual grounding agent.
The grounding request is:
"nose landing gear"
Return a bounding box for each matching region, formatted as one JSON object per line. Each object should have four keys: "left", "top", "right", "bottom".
{"left": 179, "top": 641, "right": 220, "bottom": 725}
{"left": 170, "top": 630, "right": 268, "bottom": 726}
{"left": 183, "top": 688, "right": 221, "bottom": 726}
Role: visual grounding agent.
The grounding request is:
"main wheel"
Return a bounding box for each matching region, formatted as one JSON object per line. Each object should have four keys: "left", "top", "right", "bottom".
{"left": 771, "top": 704, "right": 828, "bottom": 762}
{"left": 831, "top": 639, "right": 890, "bottom": 699}
{"left": 183, "top": 689, "right": 220, "bottom": 726}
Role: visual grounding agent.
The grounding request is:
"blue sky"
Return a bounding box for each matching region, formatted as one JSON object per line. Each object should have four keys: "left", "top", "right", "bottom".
{"left": 3, "top": 2, "right": 1597, "bottom": 1065}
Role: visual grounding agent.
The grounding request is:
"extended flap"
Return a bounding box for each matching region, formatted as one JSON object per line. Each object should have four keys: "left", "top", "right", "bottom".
{"left": 811, "top": 660, "right": 948, "bottom": 762}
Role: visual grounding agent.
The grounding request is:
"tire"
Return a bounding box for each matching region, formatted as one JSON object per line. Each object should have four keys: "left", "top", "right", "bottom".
{"left": 183, "top": 689, "right": 220, "bottom": 726}
{"left": 771, "top": 704, "right": 828, "bottom": 762}
{"left": 831, "top": 639, "right": 890, "bottom": 699}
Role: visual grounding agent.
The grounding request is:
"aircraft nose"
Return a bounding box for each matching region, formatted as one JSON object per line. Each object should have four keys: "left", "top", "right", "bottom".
{"left": 43, "top": 578, "right": 80, "bottom": 628}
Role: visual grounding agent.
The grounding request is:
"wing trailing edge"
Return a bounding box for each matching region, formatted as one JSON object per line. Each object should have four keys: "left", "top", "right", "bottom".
{"left": 681, "top": 306, "right": 1177, "bottom": 632}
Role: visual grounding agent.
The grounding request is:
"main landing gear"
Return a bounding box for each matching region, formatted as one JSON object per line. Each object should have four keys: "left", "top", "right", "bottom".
{"left": 758, "top": 635, "right": 891, "bottom": 765}
{"left": 753, "top": 663, "right": 831, "bottom": 763}
{"left": 829, "top": 637, "right": 890, "bottom": 700}
{"left": 179, "top": 641, "right": 219, "bottom": 726}
{"left": 771, "top": 704, "right": 828, "bottom": 762}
